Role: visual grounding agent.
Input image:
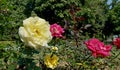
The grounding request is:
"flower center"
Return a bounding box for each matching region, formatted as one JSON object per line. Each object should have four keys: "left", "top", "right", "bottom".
{"left": 53, "top": 28, "right": 59, "bottom": 33}
{"left": 34, "top": 29, "right": 41, "bottom": 36}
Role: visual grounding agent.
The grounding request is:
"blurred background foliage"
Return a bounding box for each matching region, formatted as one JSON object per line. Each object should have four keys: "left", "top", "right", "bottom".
{"left": 1, "top": 0, "right": 120, "bottom": 40}
{"left": 0, "top": 0, "right": 120, "bottom": 69}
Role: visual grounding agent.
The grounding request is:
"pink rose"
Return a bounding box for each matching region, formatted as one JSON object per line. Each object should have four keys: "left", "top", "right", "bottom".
{"left": 50, "top": 23, "right": 64, "bottom": 38}
{"left": 113, "top": 38, "right": 120, "bottom": 49}
{"left": 84, "top": 38, "right": 112, "bottom": 58}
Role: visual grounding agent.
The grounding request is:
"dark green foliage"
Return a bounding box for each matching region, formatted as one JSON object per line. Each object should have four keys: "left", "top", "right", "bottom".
{"left": 0, "top": 0, "right": 28, "bottom": 40}
{"left": 0, "top": 0, "right": 119, "bottom": 40}
{"left": 108, "top": 1, "right": 120, "bottom": 34}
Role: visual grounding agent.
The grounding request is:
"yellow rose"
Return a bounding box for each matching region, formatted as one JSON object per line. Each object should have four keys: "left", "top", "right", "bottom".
{"left": 44, "top": 54, "right": 59, "bottom": 69}
{"left": 19, "top": 16, "right": 52, "bottom": 49}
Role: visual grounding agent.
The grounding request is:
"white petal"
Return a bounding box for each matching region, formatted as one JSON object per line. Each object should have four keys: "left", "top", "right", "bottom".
{"left": 18, "top": 27, "right": 29, "bottom": 42}
{"left": 27, "top": 41, "right": 37, "bottom": 49}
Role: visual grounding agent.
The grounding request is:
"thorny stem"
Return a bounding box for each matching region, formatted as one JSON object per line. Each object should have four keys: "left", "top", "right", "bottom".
{"left": 85, "top": 55, "right": 91, "bottom": 60}
{"left": 50, "top": 53, "right": 54, "bottom": 58}
{"left": 74, "top": 30, "right": 79, "bottom": 47}
{"left": 71, "top": 6, "right": 79, "bottom": 48}
{"left": 110, "top": 51, "right": 120, "bottom": 61}
{"left": 111, "top": 50, "right": 115, "bottom": 55}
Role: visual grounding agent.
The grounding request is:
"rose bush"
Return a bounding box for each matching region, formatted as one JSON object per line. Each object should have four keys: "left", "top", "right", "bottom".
{"left": 84, "top": 38, "right": 112, "bottom": 58}
{"left": 19, "top": 16, "right": 52, "bottom": 49}
{"left": 1, "top": 0, "right": 120, "bottom": 69}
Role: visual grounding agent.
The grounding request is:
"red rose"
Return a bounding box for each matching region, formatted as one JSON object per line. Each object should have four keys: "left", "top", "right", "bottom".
{"left": 84, "top": 38, "right": 112, "bottom": 58}
{"left": 113, "top": 38, "right": 120, "bottom": 49}
{"left": 50, "top": 23, "right": 64, "bottom": 38}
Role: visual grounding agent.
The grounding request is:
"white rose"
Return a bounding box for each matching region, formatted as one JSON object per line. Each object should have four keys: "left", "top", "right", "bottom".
{"left": 19, "top": 16, "right": 52, "bottom": 49}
